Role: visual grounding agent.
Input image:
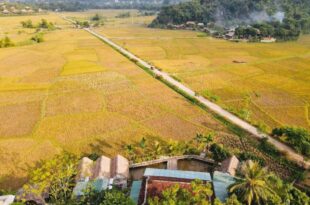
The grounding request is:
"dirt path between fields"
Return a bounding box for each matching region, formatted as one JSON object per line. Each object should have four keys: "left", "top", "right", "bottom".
{"left": 83, "top": 27, "right": 309, "bottom": 168}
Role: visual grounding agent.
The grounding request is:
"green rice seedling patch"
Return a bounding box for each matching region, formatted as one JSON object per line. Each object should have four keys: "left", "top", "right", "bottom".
{"left": 61, "top": 60, "right": 104, "bottom": 75}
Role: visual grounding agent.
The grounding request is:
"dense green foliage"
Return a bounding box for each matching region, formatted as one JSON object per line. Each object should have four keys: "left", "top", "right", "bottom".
{"left": 209, "top": 143, "right": 231, "bottom": 162}
{"left": 150, "top": 0, "right": 310, "bottom": 39}
{"left": 123, "top": 134, "right": 208, "bottom": 163}
{"left": 272, "top": 126, "right": 310, "bottom": 157}
{"left": 76, "top": 20, "right": 90, "bottom": 28}
{"left": 70, "top": 186, "right": 134, "bottom": 205}
{"left": 148, "top": 179, "right": 213, "bottom": 205}
{"left": 33, "top": 0, "right": 184, "bottom": 11}
{"left": 19, "top": 152, "right": 78, "bottom": 204}
{"left": 258, "top": 137, "right": 280, "bottom": 157}
{"left": 238, "top": 152, "right": 265, "bottom": 166}
{"left": 235, "top": 21, "right": 301, "bottom": 41}
{"left": 229, "top": 161, "right": 310, "bottom": 205}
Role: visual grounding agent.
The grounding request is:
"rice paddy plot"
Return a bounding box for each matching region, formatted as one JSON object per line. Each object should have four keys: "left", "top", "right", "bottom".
{"left": 0, "top": 13, "right": 240, "bottom": 189}
{"left": 93, "top": 11, "right": 310, "bottom": 131}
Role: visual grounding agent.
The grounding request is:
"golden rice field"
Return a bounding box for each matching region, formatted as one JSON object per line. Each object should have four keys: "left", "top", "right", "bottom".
{"left": 0, "top": 11, "right": 307, "bottom": 189}
{"left": 89, "top": 10, "right": 310, "bottom": 132}
{"left": 0, "top": 13, "right": 241, "bottom": 189}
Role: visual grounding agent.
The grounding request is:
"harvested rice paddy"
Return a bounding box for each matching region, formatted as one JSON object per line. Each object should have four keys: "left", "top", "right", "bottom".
{"left": 0, "top": 11, "right": 307, "bottom": 189}
{"left": 0, "top": 13, "right": 235, "bottom": 189}
{"left": 91, "top": 10, "right": 310, "bottom": 132}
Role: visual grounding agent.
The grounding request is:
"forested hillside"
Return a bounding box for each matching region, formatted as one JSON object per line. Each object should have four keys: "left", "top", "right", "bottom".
{"left": 150, "top": 0, "right": 310, "bottom": 39}
{"left": 13, "top": 0, "right": 187, "bottom": 11}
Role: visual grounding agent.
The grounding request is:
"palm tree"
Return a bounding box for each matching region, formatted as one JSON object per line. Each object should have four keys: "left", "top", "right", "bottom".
{"left": 229, "top": 160, "right": 276, "bottom": 205}
{"left": 195, "top": 133, "right": 214, "bottom": 153}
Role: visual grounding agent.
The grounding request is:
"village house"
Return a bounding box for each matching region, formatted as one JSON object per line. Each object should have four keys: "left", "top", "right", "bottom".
{"left": 131, "top": 168, "right": 213, "bottom": 205}
{"left": 185, "top": 21, "right": 196, "bottom": 29}
{"left": 197, "top": 22, "right": 204, "bottom": 28}
{"left": 73, "top": 154, "right": 129, "bottom": 197}
{"left": 261, "top": 37, "right": 276, "bottom": 43}
{"left": 2, "top": 9, "right": 9, "bottom": 14}
{"left": 5, "top": 155, "right": 240, "bottom": 205}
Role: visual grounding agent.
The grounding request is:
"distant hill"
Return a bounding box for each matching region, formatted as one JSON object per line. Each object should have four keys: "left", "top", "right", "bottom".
{"left": 150, "top": 0, "right": 310, "bottom": 38}
{"left": 11, "top": 0, "right": 188, "bottom": 11}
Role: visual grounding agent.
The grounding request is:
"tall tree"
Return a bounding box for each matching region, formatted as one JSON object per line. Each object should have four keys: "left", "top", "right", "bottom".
{"left": 229, "top": 160, "right": 276, "bottom": 205}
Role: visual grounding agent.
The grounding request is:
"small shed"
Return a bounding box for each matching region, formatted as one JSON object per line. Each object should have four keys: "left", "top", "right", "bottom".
{"left": 186, "top": 21, "right": 196, "bottom": 27}
{"left": 197, "top": 23, "right": 204, "bottom": 28}
{"left": 220, "top": 155, "right": 239, "bottom": 176}
{"left": 2, "top": 9, "right": 9, "bottom": 14}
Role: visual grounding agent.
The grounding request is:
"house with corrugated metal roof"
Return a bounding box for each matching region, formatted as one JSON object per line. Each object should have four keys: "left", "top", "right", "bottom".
{"left": 130, "top": 168, "right": 212, "bottom": 205}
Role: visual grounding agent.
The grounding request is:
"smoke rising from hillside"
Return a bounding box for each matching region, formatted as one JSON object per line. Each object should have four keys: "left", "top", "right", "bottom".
{"left": 250, "top": 11, "right": 285, "bottom": 23}
{"left": 215, "top": 9, "right": 285, "bottom": 27}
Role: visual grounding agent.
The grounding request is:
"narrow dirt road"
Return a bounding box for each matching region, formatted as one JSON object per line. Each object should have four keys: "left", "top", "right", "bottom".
{"left": 83, "top": 27, "right": 309, "bottom": 168}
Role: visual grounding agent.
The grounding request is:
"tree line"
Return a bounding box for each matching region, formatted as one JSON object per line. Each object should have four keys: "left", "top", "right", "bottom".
{"left": 150, "top": 0, "right": 310, "bottom": 40}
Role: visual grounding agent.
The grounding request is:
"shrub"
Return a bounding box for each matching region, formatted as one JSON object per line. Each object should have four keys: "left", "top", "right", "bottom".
{"left": 272, "top": 126, "right": 310, "bottom": 157}
{"left": 38, "top": 19, "right": 55, "bottom": 30}
{"left": 210, "top": 143, "right": 231, "bottom": 161}
{"left": 0, "top": 36, "right": 14, "bottom": 48}
{"left": 21, "top": 20, "right": 34, "bottom": 28}
{"left": 238, "top": 152, "right": 265, "bottom": 166}
{"left": 259, "top": 137, "right": 280, "bottom": 157}
{"left": 20, "top": 152, "right": 78, "bottom": 204}
{"left": 31, "top": 34, "right": 44, "bottom": 43}
{"left": 116, "top": 12, "right": 130, "bottom": 18}
{"left": 91, "top": 14, "right": 101, "bottom": 21}
{"left": 69, "top": 187, "right": 134, "bottom": 205}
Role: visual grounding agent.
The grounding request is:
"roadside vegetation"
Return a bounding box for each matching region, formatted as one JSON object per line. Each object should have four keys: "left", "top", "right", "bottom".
{"left": 272, "top": 126, "right": 310, "bottom": 158}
